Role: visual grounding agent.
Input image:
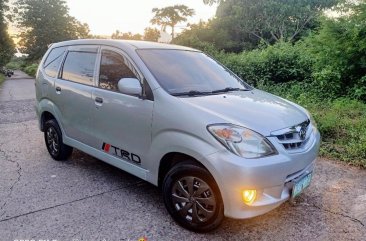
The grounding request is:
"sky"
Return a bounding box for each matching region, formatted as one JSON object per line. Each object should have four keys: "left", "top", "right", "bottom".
{"left": 65, "top": 0, "right": 217, "bottom": 36}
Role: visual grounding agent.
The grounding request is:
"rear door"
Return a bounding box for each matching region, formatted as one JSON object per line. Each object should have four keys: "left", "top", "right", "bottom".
{"left": 54, "top": 45, "right": 99, "bottom": 146}
{"left": 91, "top": 46, "right": 154, "bottom": 168}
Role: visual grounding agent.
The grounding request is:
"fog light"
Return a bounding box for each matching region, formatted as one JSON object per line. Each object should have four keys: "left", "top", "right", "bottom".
{"left": 242, "top": 190, "right": 257, "bottom": 205}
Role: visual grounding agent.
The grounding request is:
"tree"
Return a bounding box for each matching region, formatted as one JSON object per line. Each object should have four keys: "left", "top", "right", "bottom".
{"left": 111, "top": 30, "right": 142, "bottom": 40}
{"left": 15, "top": 0, "right": 90, "bottom": 61}
{"left": 215, "top": 0, "right": 339, "bottom": 45}
{"left": 173, "top": 20, "right": 240, "bottom": 51}
{"left": 69, "top": 17, "right": 90, "bottom": 39}
{"left": 303, "top": 1, "right": 366, "bottom": 101}
{"left": 150, "top": 5, "right": 195, "bottom": 38}
{"left": 0, "top": 0, "right": 15, "bottom": 67}
{"left": 143, "top": 27, "right": 160, "bottom": 42}
{"left": 202, "top": 0, "right": 221, "bottom": 5}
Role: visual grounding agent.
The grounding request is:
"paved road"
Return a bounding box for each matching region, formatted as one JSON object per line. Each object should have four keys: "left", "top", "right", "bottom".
{"left": 0, "top": 71, "right": 365, "bottom": 241}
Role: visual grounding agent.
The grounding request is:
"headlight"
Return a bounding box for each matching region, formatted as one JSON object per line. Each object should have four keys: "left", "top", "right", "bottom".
{"left": 207, "top": 124, "right": 277, "bottom": 158}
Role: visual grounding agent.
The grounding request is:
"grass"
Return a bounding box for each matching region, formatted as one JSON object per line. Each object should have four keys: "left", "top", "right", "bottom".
{"left": 262, "top": 83, "right": 366, "bottom": 168}
{"left": 310, "top": 99, "right": 366, "bottom": 167}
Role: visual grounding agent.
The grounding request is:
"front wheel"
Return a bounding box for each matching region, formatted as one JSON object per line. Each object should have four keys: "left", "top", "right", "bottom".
{"left": 44, "top": 119, "right": 73, "bottom": 161}
{"left": 162, "top": 162, "right": 224, "bottom": 232}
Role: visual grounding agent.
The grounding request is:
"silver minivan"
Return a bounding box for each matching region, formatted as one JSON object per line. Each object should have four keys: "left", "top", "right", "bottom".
{"left": 35, "top": 39, "right": 321, "bottom": 232}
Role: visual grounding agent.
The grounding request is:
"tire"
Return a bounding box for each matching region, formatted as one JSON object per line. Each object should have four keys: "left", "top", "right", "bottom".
{"left": 162, "top": 162, "right": 224, "bottom": 232}
{"left": 44, "top": 119, "right": 73, "bottom": 161}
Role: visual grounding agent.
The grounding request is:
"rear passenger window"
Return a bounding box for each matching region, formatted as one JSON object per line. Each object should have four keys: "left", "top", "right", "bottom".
{"left": 62, "top": 51, "right": 97, "bottom": 85}
{"left": 43, "top": 47, "right": 66, "bottom": 78}
{"left": 99, "top": 50, "right": 137, "bottom": 91}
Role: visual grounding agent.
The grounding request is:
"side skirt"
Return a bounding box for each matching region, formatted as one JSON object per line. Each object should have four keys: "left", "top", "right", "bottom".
{"left": 63, "top": 135, "right": 150, "bottom": 181}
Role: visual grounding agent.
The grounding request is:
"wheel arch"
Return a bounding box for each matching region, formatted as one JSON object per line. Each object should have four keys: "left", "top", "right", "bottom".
{"left": 40, "top": 111, "right": 56, "bottom": 131}
{"left": 37, "top": 98, "right": 65, "bottom": 134}
{"left": 158, "top": 152, "right": 206, "bottom": 188}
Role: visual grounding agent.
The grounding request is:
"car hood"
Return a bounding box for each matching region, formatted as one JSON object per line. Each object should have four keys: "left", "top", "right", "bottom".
{"left": 179, "top": 89, "right": 308, "bottom": 136}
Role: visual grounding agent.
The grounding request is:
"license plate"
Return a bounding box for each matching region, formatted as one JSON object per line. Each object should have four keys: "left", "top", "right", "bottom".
{"left": 291, "top": 172, "right": 312, "bottom": 198}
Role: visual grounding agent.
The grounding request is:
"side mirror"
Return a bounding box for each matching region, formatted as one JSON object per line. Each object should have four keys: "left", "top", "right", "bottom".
{"left": 117, "top": 78, "right": 142, "bottom": 96}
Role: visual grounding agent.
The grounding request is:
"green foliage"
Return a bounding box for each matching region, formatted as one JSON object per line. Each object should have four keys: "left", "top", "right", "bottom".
{"left": 111, "top": 30, "right": 142, "bottom": 40}
{"left": 110, "top": 28, "right": 161, "bottom": 42}
{"left": 210, "top": 1, "right": 366, "bottom": 101}
{"left": 202, "top": 0, "right": 221, "bottom": 5}
{"left": 23, "top": 63, "right": 38, "bottom": 77}
{"left": 216, "top": 0, "right": 338, "bottom": 44}
{"left": 302, "top": 6, "right": 366, "bottom": 101}
{"left": 310, "top": 67, "right": 342, "bottom": 99}
{"left": 173, "top": 20, "right": 242, "bottom": 51}
{"left": 179, "top": 0, "right": 338, "bottom": 52}
{"left": 15, "top": 0, "right": 90, "bottom": 61}
{"left": 6, "top": 57, "right": 31, "bottom": 70}
{"left": 0, "top": 0, "right": 15, "bottom": 67}
{"left": 5, "top": 57, "right": 25, "bottom": 70}
{"left": 350, "top": 76, "right": 366, "bottom": 101}
{"left": 310, "top": 99, "right": 366, "bottom": 167}
{"left": 216, "top": 41, "right": 313, "bottom": 86}
{"left": 151, "top": 5, "right": 195, "bottom": 38}
{"left": 143, "top": 27, "right": 160, "bottom": 42}
{"left": 6, "top": 57, "right": 38, "bottom": 76}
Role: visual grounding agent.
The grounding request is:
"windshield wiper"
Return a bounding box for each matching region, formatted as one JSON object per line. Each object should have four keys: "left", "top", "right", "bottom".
{"left": 172, "top": 87, "right": 249, "bottom": 96}
{"left": 211, "top": 87, "right": 248, "bottom": 93}
{"left": 171, "top": 90, "right": 212, "bottom": 96}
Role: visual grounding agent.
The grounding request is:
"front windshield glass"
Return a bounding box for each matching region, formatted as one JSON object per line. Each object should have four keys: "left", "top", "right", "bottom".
{"left": 137, "top": 49, "right": 251, "bottom": 96}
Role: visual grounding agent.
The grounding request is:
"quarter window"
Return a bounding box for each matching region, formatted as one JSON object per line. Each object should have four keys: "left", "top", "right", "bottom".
{"left": 43, "top": 47, "right": 66, "bottom": 78}
{"left": 99, "top": 50, "right": 137, "bottom": 91}
{"left": 62, "top": 51, "right": 97, "bottom": 85}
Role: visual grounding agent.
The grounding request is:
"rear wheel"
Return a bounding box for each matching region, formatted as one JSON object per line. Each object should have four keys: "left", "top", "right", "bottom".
{"left": 44, "top": 119, "right": 73, "bottom": 161}
{"left": 162, "top": 162, "right": 224, "bottom": 232}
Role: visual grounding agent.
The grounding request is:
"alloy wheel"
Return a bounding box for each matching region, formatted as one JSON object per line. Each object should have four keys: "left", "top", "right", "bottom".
{"left": 46, "top": 127, "right": 59, "bottom": 156}
{"left": 171, "top": 176, "right": 216, "bottom": 223}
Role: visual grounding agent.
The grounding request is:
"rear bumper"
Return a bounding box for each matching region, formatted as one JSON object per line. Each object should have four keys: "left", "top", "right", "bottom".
{"left": 204, "top": 128, "right": 320, "bottom": 219}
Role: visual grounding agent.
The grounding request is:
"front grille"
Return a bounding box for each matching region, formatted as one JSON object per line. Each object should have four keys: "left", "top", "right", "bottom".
{"left": 272, "top": 120, "right": 312, "bottom": 152}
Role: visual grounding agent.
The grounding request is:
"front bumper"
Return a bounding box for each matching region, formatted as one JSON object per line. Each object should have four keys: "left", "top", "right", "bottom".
{"left": 204, "top": 128, "right": 320, "bottom": 219}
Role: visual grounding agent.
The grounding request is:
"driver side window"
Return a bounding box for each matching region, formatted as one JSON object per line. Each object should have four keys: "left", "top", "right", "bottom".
{"left": 99, "top": 49, "right": 137, "bottom": 91}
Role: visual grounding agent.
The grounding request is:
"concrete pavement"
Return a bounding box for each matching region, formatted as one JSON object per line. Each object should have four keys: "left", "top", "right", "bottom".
{"left": 0, "top": 70, "right": 35, "bottom": 102}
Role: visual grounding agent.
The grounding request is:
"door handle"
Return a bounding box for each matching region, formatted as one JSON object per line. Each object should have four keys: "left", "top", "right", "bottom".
{"left": 95, "top": 96, "right": 103, "bottom": 104}
{"left": 55, "top": 86, "right": 61, "bottom": 93}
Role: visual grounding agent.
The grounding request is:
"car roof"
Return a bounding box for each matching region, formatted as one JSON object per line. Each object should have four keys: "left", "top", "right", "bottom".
{"left": 50, "top": 39, "right": 198, "bottom": 52}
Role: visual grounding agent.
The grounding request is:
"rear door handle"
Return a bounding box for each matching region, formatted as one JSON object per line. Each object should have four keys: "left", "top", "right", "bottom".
{"left": 95, "top": 96, "right": 103, "bottom": 104}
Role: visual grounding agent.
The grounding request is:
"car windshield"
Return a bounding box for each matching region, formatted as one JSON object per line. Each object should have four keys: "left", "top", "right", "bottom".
{"left": 137, "top": 49, "right": 251, "bottom": 96}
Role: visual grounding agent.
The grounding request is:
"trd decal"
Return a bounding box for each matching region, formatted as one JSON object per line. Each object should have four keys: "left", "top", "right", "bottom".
{"left": 102, "top": 142, "right": 141, "bottom": 164}
{"left": 102, "top": 143, "right": 111, "bottom": 152}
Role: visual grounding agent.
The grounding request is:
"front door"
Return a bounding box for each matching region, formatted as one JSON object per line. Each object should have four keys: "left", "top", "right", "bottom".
{"left": 91, "top": 47, "right": 154, "bottom": 168}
